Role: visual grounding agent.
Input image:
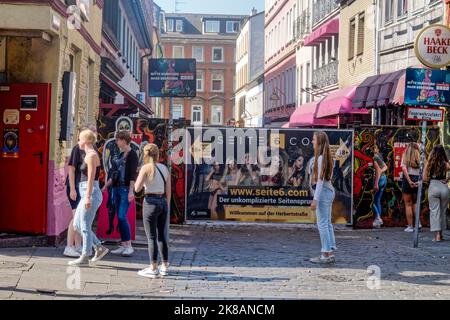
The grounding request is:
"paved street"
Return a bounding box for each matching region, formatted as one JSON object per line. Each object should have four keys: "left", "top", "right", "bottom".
{"left": 1, "top": 223, "right": 450, "bottom": 300}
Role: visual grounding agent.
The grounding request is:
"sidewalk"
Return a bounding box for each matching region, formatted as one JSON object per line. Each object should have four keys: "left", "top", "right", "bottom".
{"left": 0, "top": 223, "right": 449, "bottom": 300}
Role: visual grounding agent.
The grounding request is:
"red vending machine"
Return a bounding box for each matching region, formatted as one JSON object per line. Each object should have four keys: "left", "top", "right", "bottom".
{"left": 0, "top": 83, "right": 51, "bottom": 234}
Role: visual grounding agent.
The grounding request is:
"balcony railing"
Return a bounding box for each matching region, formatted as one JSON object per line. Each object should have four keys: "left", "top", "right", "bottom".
{"left": 313, "top": 0, "right": 339, "bottom": 26}
{"left": 293, "top": 12, "right": 311, "bottom": 41}
{"left": 312, "top": 60, "right": 338, "bottom": 88}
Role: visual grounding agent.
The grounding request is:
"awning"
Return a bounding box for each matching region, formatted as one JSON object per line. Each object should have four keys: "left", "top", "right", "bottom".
{"left": 316, "top": 86, "right": 369, "bottom": 118}
{"left": 304, "top": 17, "right": 339, "bottom": 47}
{"left": 100, "top": 73, "right": 153, "bottom": 114}
{"left": 282, "top": 123, "right": 290, "bottom": 128}
{"left": 289, "top": 100, "right": 338, "bottom": 127}
{"left": 353, "top": 69, "right": 410, "bottom": 109}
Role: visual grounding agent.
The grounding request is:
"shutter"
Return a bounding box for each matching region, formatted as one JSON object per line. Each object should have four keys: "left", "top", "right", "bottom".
{"left": 348, "top": 18, "right": 356, "bottom": 60}
{"left": 357, "top": 13, "right": 365, "bottom": 55}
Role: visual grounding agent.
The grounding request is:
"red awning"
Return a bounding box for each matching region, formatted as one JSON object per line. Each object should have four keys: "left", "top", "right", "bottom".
{"left": 289, "top": 100, "right": 338, "bottom": 127}
{"left": 100, "top": 73, "right": 153, "bottom": 115}
{"left": 316, "top": 86, "right": 369, "bottom": 118}
{"left": 303, "top": 17, "right": 339, "bottom": 47}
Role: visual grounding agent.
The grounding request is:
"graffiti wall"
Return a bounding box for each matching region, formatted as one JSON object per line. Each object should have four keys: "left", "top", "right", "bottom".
{"left": 353, "top": 126, "right": 441, "bottom": 229}
{"left": 96, "top": 115, "right": 187, "bottom": 228}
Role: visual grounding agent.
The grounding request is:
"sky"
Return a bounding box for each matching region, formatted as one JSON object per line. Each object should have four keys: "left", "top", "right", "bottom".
{"left": 155, "top": 0, "right": 265, "bottom": 15}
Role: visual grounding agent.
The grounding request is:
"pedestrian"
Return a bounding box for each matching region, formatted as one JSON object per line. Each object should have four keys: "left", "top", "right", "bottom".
{"left": 372, "top": 144, "right": 388, "bottom": 228}
{"left": 423, "top": 145, "right": 450, "bottom": 242}
{"left": 134, "top": 144, "right": 171, "bottom": 278}
{"left": 401, "top": 142, "right": 422, "bottom": 232}
{"left": 102, "top": 131, "right": 139, "bottom": 257}
{"left": 64, "top": 124, "right": 97, "bottom": 258}
{"left": 310, "top": 131, "right": 336, "bottom": 264}
{"left": 69, "top": 129, "right": 109, "bottom": 266}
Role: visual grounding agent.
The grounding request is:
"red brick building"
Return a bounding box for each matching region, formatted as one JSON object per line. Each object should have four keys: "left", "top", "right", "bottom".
{"left": 160, "top": 13, "right": 246, "bottom": 126}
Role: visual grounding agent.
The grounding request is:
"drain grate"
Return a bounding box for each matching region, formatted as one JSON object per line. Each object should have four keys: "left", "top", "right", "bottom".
{"left": 0, "top": 261, "right": 28, "bottom": 270}
{"left": 318, "top": 275, "right": 352, "bottom": 283}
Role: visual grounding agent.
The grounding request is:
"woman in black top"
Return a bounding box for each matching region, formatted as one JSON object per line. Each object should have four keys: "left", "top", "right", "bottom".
{"left": 423, "top": 145, "right": 450, "bottom": 242}
{"left": 103, "top": 131, "right": 139, "bottom": 257}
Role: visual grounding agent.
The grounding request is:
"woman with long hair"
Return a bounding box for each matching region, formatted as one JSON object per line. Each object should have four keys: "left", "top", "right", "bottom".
{"left": 288, "top": 155, "right": 306, "bottom": 188}
{"left": 372, "top": 144, "right": 388, "bottom": 228}
{"left": 310, "top": 132, "right": 336, "bottom": 264}
{"left": 69, "top": 129, "right": 109, "bottom": 266}
{"left": 206, "top": 162, "right": 224, "bottom": 220}
{"left": 401, "top": 143, "right": 421, "bottom": 232}
{"left": 135, "top": 144, "right": 171, "bottom": 278}
{"left": 423, "top": 145, "right": 450, "bottom": 242}
{"left": 221, "top": 159, "right": 239, "bottom": 191}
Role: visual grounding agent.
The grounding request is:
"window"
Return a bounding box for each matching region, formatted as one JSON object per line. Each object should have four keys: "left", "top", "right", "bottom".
{"left": 173, "top": 46, "right": 184, "bottom": 58}
{"left": 176, "top": 19, "right": 183, "bottom": 32}
{"left": 385, "top": 0, "right": 394, "bottom": 22}
{"left": 226, "top": 21, "right": 240, "bottom": 33}
{"left": 191, "top": 105, "right": 203, "bottom": 125}
{"left": 348, "top": 18, "right": 356, "bottom": 60}
{"left": 306, "top": 63, "right": 311, "bottom": 103}
{"left": 172, "top": 105, "right": 183, "bottom": 120}
{"left": 357, "top": 13, "right": 365, "bottom": 55}
{"left": 212, "top": 47, "right": 223, "bottom": 62}
{"left": 212, "top": 73, "right": 224, "bottom": 92}
{"left": 205, "top": 20, "right": 220, "bottom": 33}
{"left": 211, "top": 105, "right": 223, "bottom": 125}
{"left": 197, "top": 71, "right": 204, "bottom": 92}
{"left": 167, "top": 19, "right": 174, "bottom": 32}
{"left": 397, "top": 0, "right": 408, "bottom": 16}
{"left": 192, "top": 46, "right": 204, "bottom": 62}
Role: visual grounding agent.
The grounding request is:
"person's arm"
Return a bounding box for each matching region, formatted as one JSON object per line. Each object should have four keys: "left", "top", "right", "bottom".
{"left": 205, "top": 169, "right": 214, "bottom": 182}
{"left": 134, "top": 166, "right": 147, "bottom": 193}
{"left": 401, "top": 156, "right": 414, "bottom": 187}
{"left": 374, "top": 161, "right": 381, "bottom": 191}
{"left": 311, "top": 157, "right": 324, "bottom": 210}
{"left": 128, "top": 151, "right": 139, "bottom": 202}
{"left": 422, "top": 162, "right": 429, "bottom": 182}
{"left": 68, "top": 166, "right": 77, "bottom": 200}
{"left": 85, "top": 154, "right": 96, "bottom": 209}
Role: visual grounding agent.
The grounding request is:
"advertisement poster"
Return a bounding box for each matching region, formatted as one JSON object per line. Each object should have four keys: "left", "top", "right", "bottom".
{"left": 95, "top": 115, "right": 188, "bottom": 241}
{"left": 353, "top": 127, "right": 441, "bottom": 229}
{"left": 404, "top": 68, "right": 450, "bottom": 107}
{"left": 2, "top": 128, "right": 19, "bottom": 158}
{"left": 149, "top": 59, "right": 196, "bottom": 98}
{"left": 184, "top": 128, "right": 354, "bottom": 225}
{"left": 393, "top": 142, "right": 408, "bottom": 182}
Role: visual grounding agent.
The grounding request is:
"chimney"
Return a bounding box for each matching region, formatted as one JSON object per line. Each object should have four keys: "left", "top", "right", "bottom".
{"left": 251, "top": 7, "right": 257, "bottom": 16}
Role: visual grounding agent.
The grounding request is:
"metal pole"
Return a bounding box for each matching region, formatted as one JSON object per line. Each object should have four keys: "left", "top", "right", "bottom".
{"left": 166, "top": 97, "right": 173, "bottom": 241}
{"left": 413, "top": 120, "right": 428, "bottom": 248}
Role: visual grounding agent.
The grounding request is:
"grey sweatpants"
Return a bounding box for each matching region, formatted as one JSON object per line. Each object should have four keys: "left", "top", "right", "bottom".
{"left": 428, "top": 180, "right": 449, "bottom": 232}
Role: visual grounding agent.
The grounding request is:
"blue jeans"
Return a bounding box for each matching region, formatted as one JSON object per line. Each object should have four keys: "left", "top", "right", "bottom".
{"left": 373, "top": 174, "right": 387, "bottom": 219}
{"left": 74, "top": 181, "right": 103, "bottom": 256}
{"left": 316, "top": 184, "right": 337, "bottom": 253}
{"left": 112, "top": 186, "right": 131, "bottom": 242}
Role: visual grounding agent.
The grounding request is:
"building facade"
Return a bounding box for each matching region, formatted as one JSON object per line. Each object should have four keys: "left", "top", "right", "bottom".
{"left": 338, "top": 0, "right": 376, "bottom": 88}
{"left": 160, "top": 13, "right": 245, "bottom": 126}
{"left": 0, "top": 0, "right": 103, "bottom": 239}
{"left": 264, "top": 0, "right": 298, "bottom": 126}
{"left": 235, "top": 10, "right": 265, "bottom": 127}
{"left": 100, "top": 0, "right": 154, "bottom": 118}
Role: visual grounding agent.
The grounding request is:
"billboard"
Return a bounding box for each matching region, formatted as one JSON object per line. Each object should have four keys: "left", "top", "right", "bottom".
{"left": 184, "top": 128, "right": 354, "bottom": 225}
{"left": 149, "top": 59, "right": 196, "bottom": 98}
{"left": 404, "top": 68, "right": 450, "bottom": 107}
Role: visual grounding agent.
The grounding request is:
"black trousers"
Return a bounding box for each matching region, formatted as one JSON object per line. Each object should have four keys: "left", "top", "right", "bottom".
{"left": 143, "top": 196, "right": 169, "bottom": 264}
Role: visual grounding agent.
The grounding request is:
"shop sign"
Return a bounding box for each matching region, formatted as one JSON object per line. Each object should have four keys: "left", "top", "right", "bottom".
{"left": 415, "top": 24, "right": 450, "bottom": 69}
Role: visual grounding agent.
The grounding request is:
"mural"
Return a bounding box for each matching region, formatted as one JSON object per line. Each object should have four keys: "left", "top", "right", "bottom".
{"left": 353, "top": 126, "right": 441, "bottom": 229}
{"left": 96, "top": 115, "right": 188, "bottom": 226}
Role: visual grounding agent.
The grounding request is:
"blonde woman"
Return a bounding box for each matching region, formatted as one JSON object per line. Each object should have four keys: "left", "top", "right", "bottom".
{"left": 401, "top": 143, "right": 422, "bottom": 232}
{"left": 310, "top": 132, "right": 336, "bottom": 264}
{"left": 135, "top": 144, "right": 171, "bottom": 278}
{"left": 69, "top": 129, "right": 109, "bottom": 266}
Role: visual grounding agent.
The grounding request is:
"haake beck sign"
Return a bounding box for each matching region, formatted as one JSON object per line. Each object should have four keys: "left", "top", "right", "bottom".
{"left": 415, "top": 24, "right": 450, "bottom": 69}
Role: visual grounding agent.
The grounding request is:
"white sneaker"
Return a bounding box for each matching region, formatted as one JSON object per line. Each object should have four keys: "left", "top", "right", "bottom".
{"left": 138, "top": 267, "right": 159, "bottom": 278}
{"left": 404, "top": 226, "right": 414, "bottom": 233}
{"left": 111, "top": 246, "right": 126, "bottom": 255}
{"left": 64, "top": 246, "right": 80, "bottom": 258}
{"left": 159, "top": 264, "right": 169, "bottom": 277}
{"left": 122, "top": 247, "right": 135, "bottom": 257}
{"left": 75, "top": 247, "right": 83, "bottom": 255}
{"left": 68, "top": 255, "right": 90, "bottom": 266}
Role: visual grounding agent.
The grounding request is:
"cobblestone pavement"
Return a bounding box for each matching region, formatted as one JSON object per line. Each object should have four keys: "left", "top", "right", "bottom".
{"left": 1, "top": 223, "right": 450, "bottom": 300}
